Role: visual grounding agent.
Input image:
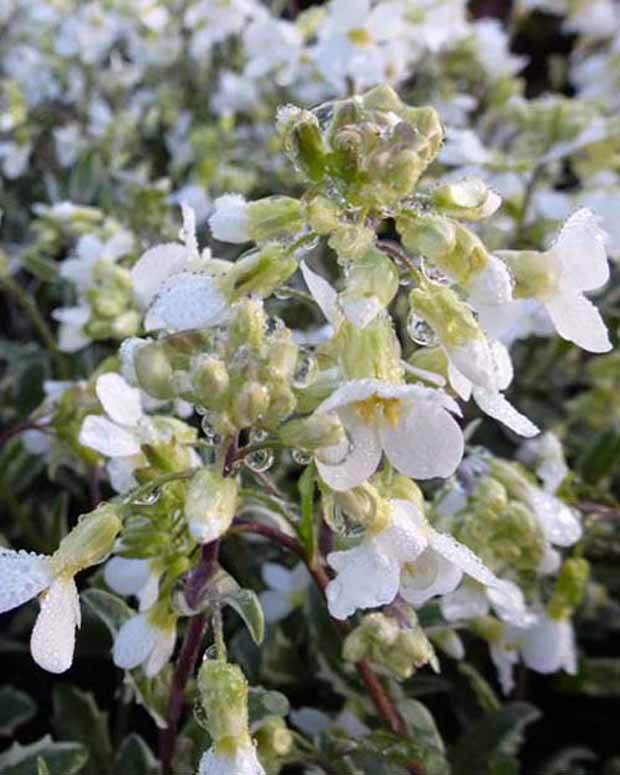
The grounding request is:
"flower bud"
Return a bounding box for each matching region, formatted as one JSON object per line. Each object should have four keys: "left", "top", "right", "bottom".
{"left": 230, "top": 243, "right": 297, "bottom": 301}
{"left": 254, "top": 717, "right": 294, "bottom": 764}
{"left": 110, "top": 310, "right": 141, "bottom": 339}
{"left": 338, "top": 314, "right": 403, "bottom": 383}
{"left": 246, "top": 196, "right": 305, "bottom": 243}
{"left": 232, "top": 381, "right": 271, "bottom": 428}
{"left": 547, "top": 558, "right": 590, "bottom": 620}
{"left": 328, "top": 223, "right": 376, "bottom": 261}
{"left": 397, "top": 212, "right": 456, "bottom": 260}
{"left": 51, "top": 506, "right": 122, "bottom": 576}
{"left": 197, "top": 660, "right": 249, "bottom": 745}
{"left": 192, "top": 355, "right": 230, "bottom": 409}
{"left": 185, "top": 469, "right": 238, "bottom": 544}
{"left": 135, "top": 341, "right": 176, "bottom": 400}
{"left": 277, "top": 105, "right": 328, "bottom": 182}
{"left": 338, "top": 247, "right": 399, "bottom": 328}
{"left": 334, "top": 483, "right": 390, "bottom": 534}
{"left": 432, "top": 178, "right": 501, "bottom": 221}
{"left": 228, "top": 298, "right": 266, "bottom": 351}
{"left": 305, "top": 195, "right": 340, "bottom": 234}
{"left": 279, "top": 414, "right": 346, "bottom": 451}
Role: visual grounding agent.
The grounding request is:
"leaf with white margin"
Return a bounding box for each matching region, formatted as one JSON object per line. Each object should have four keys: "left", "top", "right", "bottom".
{"left": 30, "top": 577, "right": 81, "bottom": 674}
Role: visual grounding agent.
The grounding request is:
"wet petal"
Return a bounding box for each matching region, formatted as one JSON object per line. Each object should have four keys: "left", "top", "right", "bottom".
{"left": 545, "top": 290, "right": 611, "bottom": 353}
{"left": 104, "top": 557, "right": 151, "bottom": 597}
{"left": 79, "top": 415, "right": 141, "bottom": 457}
{"left": 400, "top": 548, "right": 463, "bottom": 606}
{"left": 144, "top": 625, "right": 176, "bottom": 677}
{"left": 473, "top": 388, "right": 539, "bottom": 438}
{"left": 131, "top": 243, "right": 188, "bottom": 308}
{"left": 30, "top": 577, "right": 80, "bottom": 674}
{"left": 429, "top": 531, "right": 496, "bottom": 586}
{"left": 145, "top": 272, "right": 228, "bottom": 332}
{"left": 0, "top": 550, "right": 52, "bottom": 614}
{"left": 521, "top": 615, "right": 577, "bottom": 675}
{"left": 95, "top": 373, "right": 143, "bottom": 427}
{"left": 300, "top": 261, "right": 339, "bottom": 325}
{"left": 526, "top": 488, "right": 582, "bottom": 547}
{"left": 113, "top": 613, "right": 157, "bottom": 670}
{"left": 440, "top": 582, "right": 489, "bottom": 622}
{"left": 552, "top": 208, "right": 609, "bottom": 292}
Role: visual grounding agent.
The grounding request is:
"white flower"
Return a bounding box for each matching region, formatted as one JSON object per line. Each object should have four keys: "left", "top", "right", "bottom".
{"left": 243, "top": 17, "right": 304, "bottom": 86}
{"left": 113, "top": 610, "right": 176, "bottom": 677}
{"left": 479, "top": 209, "right": 612, "bottom": 353}
{"left": 326, "top": 499, "right": 428, "bottom": 620}
{"left": 52, "top": 304, "right": 92, "bottom": 353}
{"left": 522, "top": 486, "right": 582, "bottom": 548}
{"left": 314, "top": 379, "right": 464, "bottom": 491}
{"left": 472, "top": 19, "right": 527, "bottom": 77}
{"left": 60, "top": 231, "right": 134, "bottom": 293}
{"left": 312, "top": 0, "right": 408, "bottom": 91}
{"left": 440, "top": 577, "right": 534, "bottom": 629}
{"left": 198, "top": 741, "right": 265, "bottom": 775}
{"left": 104, "top": 557, "right": 160, "bottom": 611}
{"left": 260, "top": 562, "right": 311, "bottom": 623}
{"left": 519, "top": 431, "right": 568, "bottom": 493}
{"left": 209, "top": 194, "right": 250, "bottom": 243}
{"left": 131, "top": 204, "right": 228, "bottom": 332}
{"left": 0, "top": 141, "right": 32, "bottom": 179}
{"left": 447, "top": 339, "right": 540, "bottom": 438}
{"left": 0, "top": 549, "right": 81, "bottom": 673}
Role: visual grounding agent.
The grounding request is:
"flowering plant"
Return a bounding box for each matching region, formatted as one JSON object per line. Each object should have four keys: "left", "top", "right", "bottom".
{"left": 1, "top": 2, "right": 620, "bottom": 774}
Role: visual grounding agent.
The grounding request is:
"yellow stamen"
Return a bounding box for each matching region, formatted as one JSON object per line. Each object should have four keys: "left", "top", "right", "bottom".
{"left": 354, "top": 396, "right": 402, "bottom": 427}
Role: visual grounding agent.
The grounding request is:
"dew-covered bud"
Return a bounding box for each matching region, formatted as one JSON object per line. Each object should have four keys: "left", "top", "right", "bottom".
{"left": 305, "top": 195, "right": 340, "bottom": 234}
{"left": 254, "top": 717, "right": 294, "bottom": 764}
{"left": 338, "top": 314, "right": 403, "bottom": 383}
{"left": 328, "top": 223, "right": 376, "bottom": 261}
{"left": 279, "top": 413, "right": 346, "bottom": 452}
{"left": 197, "top": 660, "right": 249, "bottom": 745}
{"left": 184, "top": 468, "right": 238, "bottom": 544}
{"left": 548, "top": 558, "right": 590, "bottom": 620}
{"left": 277, "top": 105, "right": 328, "bottom": 182}
{"left": 110, "top": 310, "right": 141, "bottom": 339}
{"left": 232, "top": 381, "right": 271, "bottom": 428}
{"left": 229, "top": 298, "right": 266, "bottom": 351}
{"left": 230, "top": 243, "right": 298, "bottom": 301}
{"left": 192, "top": 354, "right": 230, "bottom": 409}
{"left": 334, "top": 483, "right": 390, "bottom": 534}
{"left": 246, "top": 196, "right": 305, "bottom": 243}
{"left": 397, "top": 212, "right": 457, "bottom": 260}
{"left": 51, "top": 506, "right": 122, "bottom": 577}
{"left": 338, "top": 247, "right": 399, "bottom": 327}
{"left": 135, "top": 341, "right": 176, "bottom": 400}
{"left": 432, "top": 178, "right": 501, "bottom": 221}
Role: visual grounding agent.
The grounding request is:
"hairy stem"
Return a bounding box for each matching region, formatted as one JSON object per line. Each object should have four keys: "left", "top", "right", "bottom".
{"left": 160, "top": 540, "right": 219, "bottom": 775}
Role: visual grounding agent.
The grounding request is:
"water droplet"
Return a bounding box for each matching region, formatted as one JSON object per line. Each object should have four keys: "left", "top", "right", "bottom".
{"left": 292, "top": 449, "right": 312, "bottom": 465}
{"left": 193, "top": 696, "right": 210, "bottom": 731}
{"left": 250, "top": 429, "right": 268, "bottom": 444}
{"left": 265, "top": 316, "right": 284, "bottom": 336}
{"left": 292, "top": 348, "right": 317, "bottom": 388}
{"left": 406, "top": 313, "right": 438, "bottom": 346}
{"left": 274, "top": 287, "right": 292, "bottom": 300}
{"left": 133, "top": 488, "right": 162, "bottom": 506}
{"left": 421, "top": 257, "right": 450, "bottom": 285}
{"left": 245, "top": 448, "right": 274, "bottom": 473}
{"left": 201, "top": 413, "right": 222, "bottom": 445}
{"left": 399, "top": 274, "right": 413, "bottom": 287}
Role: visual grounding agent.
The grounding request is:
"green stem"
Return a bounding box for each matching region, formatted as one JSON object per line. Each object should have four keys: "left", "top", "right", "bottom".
{"left": 0, "top": 275, "right": 69, "bottom": 377}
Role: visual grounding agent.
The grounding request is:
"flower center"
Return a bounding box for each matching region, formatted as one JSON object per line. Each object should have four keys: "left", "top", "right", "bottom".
{"left": 347, "top": 28, "right": 373, "bottom": 46}
{"left": 354, "top": 395, "right": 402, "bottom": 427}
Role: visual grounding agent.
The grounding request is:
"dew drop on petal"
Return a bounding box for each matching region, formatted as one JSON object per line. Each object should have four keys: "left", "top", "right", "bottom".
{"left": 245, "top": 448, "right": 274, "bottom": 473}
{"left": 292, "top": 348, "right": 318, "bottom": 388}
{"left": 406, "top": 313, "right": 438, "bottom": 346}
{"left": 292, "top": 449, "right": 313, "bottom": 465}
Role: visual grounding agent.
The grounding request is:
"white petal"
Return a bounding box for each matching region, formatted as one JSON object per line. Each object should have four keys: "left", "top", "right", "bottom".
{"left": 208, "top": 193, "right": 249, "bottom": 243}
{"left": 106, "top": 456, "right": 139, "bottom": 494}
{"left": 199, "top": 743, "right": 266, "bottom": 775}
{"left": 440, "top": 583, "right": 489, "bottom": 622}
{"left": 526, "top": 489, "right": 582, "bottom": 547}
{"left": 552, "top": 208, "right": 609, "bottom": 292}
{"left": 448, "top": 338, "right": 496, "bottom": 391}
{"left": 487, "top": 580, "right": 534, "bottom": 628}
{"left": 145, "top": 272, "right": 228, "bottom": 332}
{"left": 521, "top": 615, "right": 576, "bottom": 675}
{"left": 490, "top": 642, "right": 519, "bottom": 695}
{"left": 468, "top": 254, "right": 513, "bottom": 307}
{"left": 30, "top": 577, "right": 80, "bottom": 674}
{"left": 144, "top": 625, "right": 176, "bottom": 677}
{"left": 380, "top": 401, "right": 464, "bottom": 480}
{"left": 262, "top": 562, "right": 295, "bottom": 593}
{"left": 447, "top": 360, "right": 472, "bottom": 401}
{"left": 340, "top": 295, "right": 382, "bottom": 328}
{"left": 131, "top": 243, "right": 189, "bottom": 308}
{"left": 429, "top": 531, "right": 497, "bottom": 586}
{"left": 104, "top": 557, "right": 151, "bottom": 597}
{"left": 316, "top": 406, "right": 382, "bottom": 491}
{"left": 260, "top": 590, "right": 293, "bottom": 623}
{"left": 0, "top": 550, "right": 52, "bottom": 614}
{"left": 545, "top": 291, "right": 611, "bottom": 353}
{"left": 79, "top": 415, "right": 141, "bottom": 457}
{"left": 300, "top": 261, "right": 339, "bottom": 325}
{"left": 138, "top": 573, "right": 161, "bottom": 612}
{"left": 95, "top": 373, "right": 143, "bottom": 427}
{"left": 326, "top": 540, "right": 400, "bottom": 620}
{"left": 113, "top": 613, "right": 157, "bottom": 670}
{"left": 180, "top": 203, "right": 199, "bottom": 256}
{"left": 400, "top": 548, "right": 463, "bottom": 606}
{"left": 473, "top": 388, "right": 540, "bottom": 437}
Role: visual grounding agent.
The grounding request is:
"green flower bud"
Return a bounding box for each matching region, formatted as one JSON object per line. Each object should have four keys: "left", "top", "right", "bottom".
{"left": 471, "top": 615, "right": 504, "bottom": 644}
{"left": 496, "top": 249, "right": 560, "bottom": 300}
{"left": 305, "top": 195, "right": 340, "bottom": 234}
{"left": 232, "top": 381, "right": 270, "bottom": 428}
{"left": 432, "top": 178, "right": 501, "bottom": 221}
{"left": 197, "top": 660, "right": 249, "bottom": 745}
{"left": 135, "top": 342, "right": 176, "bottom": 400}
{"left": 277, "top": 105, "right": 328, "bottom": 182}
{"left": 246, "top": 196, "right": 305, "bottom": 243}
{"left": 373, "top": 471, "right": 425, "bottom": 509}
{"left": 192, "top": 355, "right": 230, "bottom": 409}
{"left": 261, "top": 380, "right": 297, "bottom": 429}
{"left": 265, "top": 335, "right": 298, "bottom": 381}
{"left": 110, "top": 310, "right": 141, "bottom": 339}
{"left": 361, "top": 84, "right": 403, "bottom": 113}
{"left": 335, "top": 483, "right": 390, "bottom": 534}
{"left": 279, "top": 413, "right": 346, "bottom": 451}
{"left": 409, "top": 283, "right": 481, "bottom": 349}
{"left": 254, "top": 717, "right": 294, "bottom": 764}
{"left": 338, "top": 247, "right": 399, "bottom": 324}
{"left": 338, "top": 313, "right": 403, "bottom": 383}
{"left": 471, "top": 476, "right": 509, "bottom": 514}
{"left": 51, "top": 506, "right": 122, "bottom": 576}
{"left": 185, "top": 468, "right": 238, "bottom": 544}
{"left": 229, "top": 298, "right": 266, "bottom": 351}
{"left": 548, "top": 558, "right": 590, "bottom": 620}
{"left": 231, "top": 244, "right": 297, "bottom": 301}
{"left": 328, "top": 223, "right": 376, "bottom": 261}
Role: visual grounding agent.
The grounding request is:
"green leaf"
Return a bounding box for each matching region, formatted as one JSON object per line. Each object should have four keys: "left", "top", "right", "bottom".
{"left": 451, "top": 703, "right": 541, "bottom": 775}
{"left": 577, "top": 429, "right": 620, "bottom": 483}
{"left": 36, "top": 759, "right": 50, "bottom": 775}
{"left": 297, "top": 463, "right": 316, "bottom": 559}
{"left": 0, "top": 687, "right": 37, "bottom": 736}
{"left": 248, "top": 687, "right": 290, "bottom": 725}
{"left": 0, "top": 736, "right": 88, "bottom": 775}
{"left": 80, "top": 588, "right": 133, "bottom": 637}
{"left": 127, "top": 666, "right": 173, "bottom": 730}
{"left": 52, "top": 686, "right": 113, "bottom": 775}
{"left": 458, "top": 663, "right": 501, "bottom": 712}
{"left": 223, "top": 586, "right": 265, "bottom": 646}
{"left": 113, "top": 735, "right": 160, "bottom": 775}
{"left": 397, "top": 699, "right": 449, "bottom": 775}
